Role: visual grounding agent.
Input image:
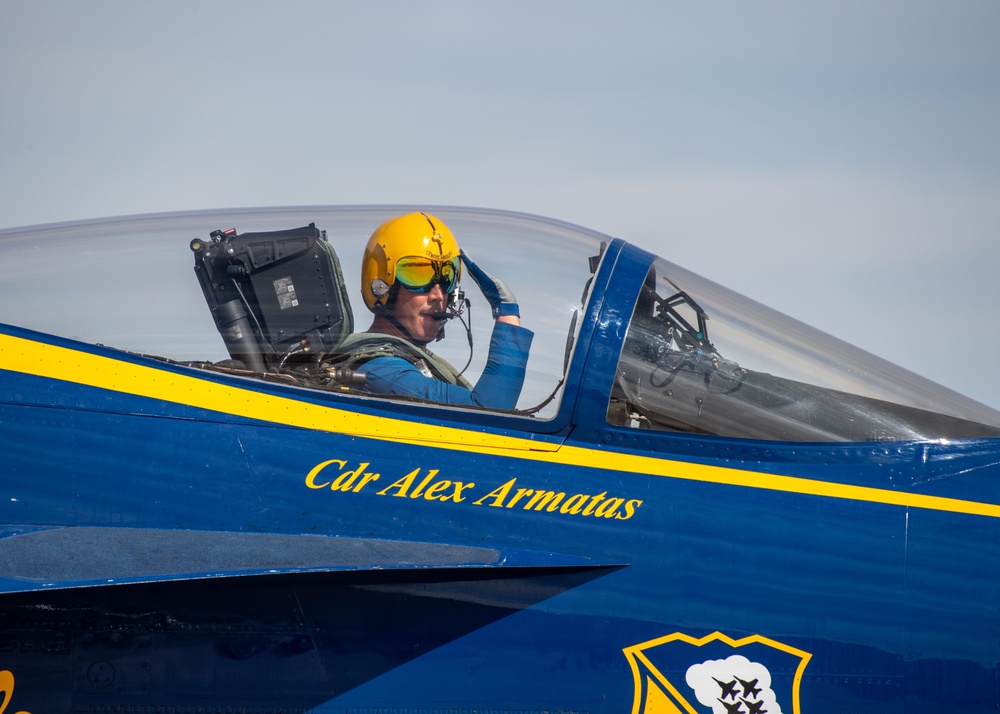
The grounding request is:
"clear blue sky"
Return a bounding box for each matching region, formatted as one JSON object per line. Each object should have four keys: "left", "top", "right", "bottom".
{"left": 2, "top": 1, "right": 999, "bottom": 408}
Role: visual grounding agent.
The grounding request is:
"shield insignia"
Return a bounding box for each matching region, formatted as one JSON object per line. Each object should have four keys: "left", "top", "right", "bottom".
{"left": 622, "top": 631, "right": 811, "bottom": 714}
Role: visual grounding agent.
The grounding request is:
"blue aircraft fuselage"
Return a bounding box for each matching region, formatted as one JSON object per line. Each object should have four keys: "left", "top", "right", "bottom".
{"left": 1, "top": 206, "right": 999, "bottom": 713}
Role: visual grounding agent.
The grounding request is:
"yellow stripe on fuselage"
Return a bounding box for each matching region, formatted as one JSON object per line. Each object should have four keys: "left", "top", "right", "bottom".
{"left": 4, "top": 333, "right": 1000, "bottom": 519}
{"left": 0, "top": 333, "right": 551, "bottom": 451}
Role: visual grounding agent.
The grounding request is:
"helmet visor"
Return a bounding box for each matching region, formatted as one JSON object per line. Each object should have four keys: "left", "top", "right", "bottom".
{"left": 395, "top": 256, "right": 460, "bottom": 294}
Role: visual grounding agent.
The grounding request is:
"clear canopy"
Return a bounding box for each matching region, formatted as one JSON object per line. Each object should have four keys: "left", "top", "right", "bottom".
{"left": 0, "top": 206, "right": 602, "bottom": 418}
{"left": 609, "top": 257, "right": 1000, "bottom": 441}
{"left": 2, "top": 205, "right": 999, "bottom": 440}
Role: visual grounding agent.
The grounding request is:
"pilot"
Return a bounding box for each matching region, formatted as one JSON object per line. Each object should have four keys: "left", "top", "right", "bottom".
{"left": 338, "top": 212, "right": 533, "bottom": 409}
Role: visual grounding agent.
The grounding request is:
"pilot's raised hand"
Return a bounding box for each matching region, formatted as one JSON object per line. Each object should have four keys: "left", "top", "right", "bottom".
{"left": 460, "top": 252, "right": 519, "bottom": 320}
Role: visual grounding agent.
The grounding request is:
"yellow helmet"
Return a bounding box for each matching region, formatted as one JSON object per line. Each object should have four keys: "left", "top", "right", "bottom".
{"left": 361, "top": 212, "right": 462, "bottom": 312}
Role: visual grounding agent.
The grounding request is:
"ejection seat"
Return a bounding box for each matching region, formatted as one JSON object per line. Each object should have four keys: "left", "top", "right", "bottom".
{"left": 190, "top": 223, "right": 354, "bottom": 374}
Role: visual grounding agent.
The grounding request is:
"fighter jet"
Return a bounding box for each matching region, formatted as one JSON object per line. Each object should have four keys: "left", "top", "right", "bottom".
{"left": 716, "top": 677, "right": 740, "bottom": 700}
{"left": 1, "top": 205, "right": 999, "bottom": 713}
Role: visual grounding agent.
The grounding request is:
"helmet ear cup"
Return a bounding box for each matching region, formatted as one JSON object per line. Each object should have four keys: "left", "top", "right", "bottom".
{"left": 370, "top": 278, "right": 390, "bottom": 300}
{"left": 361, "top": 233, "right": 391, "bottom": 311}
{"left": 360, "top": 212, "right": 461, "bottom": 312}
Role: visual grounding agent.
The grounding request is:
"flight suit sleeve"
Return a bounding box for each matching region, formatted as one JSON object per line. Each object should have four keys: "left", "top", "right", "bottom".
{"left": 359, "top": 321, "right": 534, "bottom": 410}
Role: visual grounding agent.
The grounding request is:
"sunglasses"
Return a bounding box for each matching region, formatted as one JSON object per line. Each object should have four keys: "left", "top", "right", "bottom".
{"left": 394, "top": 256, "right": 461, "bottom": 294}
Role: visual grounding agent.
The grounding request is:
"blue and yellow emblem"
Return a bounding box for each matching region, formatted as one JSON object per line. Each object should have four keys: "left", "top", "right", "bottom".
{"left": 623, "top": 632, "right": 811, "bottom": 714}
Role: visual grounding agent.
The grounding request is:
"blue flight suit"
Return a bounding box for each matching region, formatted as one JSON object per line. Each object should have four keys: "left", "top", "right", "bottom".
{"left": 357, "top": 321, "right": 533, "bottom": 410}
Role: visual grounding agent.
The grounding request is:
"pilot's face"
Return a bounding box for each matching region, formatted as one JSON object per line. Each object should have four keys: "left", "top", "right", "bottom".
{"left": 392, "top": 281, "right": 446, "bottom": 344}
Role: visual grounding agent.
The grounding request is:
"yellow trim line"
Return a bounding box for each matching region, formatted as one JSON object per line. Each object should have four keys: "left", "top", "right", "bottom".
{"left": 4, "top": 333, "right": 1000, "bottom": 520}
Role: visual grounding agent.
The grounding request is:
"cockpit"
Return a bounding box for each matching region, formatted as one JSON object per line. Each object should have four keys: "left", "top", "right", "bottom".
{"left": 2, "top": 205, "right": 1000, "bottom": 442}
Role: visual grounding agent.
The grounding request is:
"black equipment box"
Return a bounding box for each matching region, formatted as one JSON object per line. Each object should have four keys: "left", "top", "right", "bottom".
{"left": 191, "top": 223, "right": 354, "bottom": 371}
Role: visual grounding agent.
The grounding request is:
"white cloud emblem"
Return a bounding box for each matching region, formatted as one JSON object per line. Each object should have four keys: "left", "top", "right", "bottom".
{"left": 686, "top": 654, "right": 781, "bottom": 714}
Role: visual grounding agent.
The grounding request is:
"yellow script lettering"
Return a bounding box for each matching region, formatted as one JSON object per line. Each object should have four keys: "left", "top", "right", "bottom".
{"left": 377, "top": 468, "right": 421, "bottom": 497}
{"left": 442, "top": 481, "right": 475, "bottom": 503}
{"left": 423, "top": 479, "right": 453, "bottom": 501}
{"left": 559, "top": 493, "right": 589, "bottom": 515}
{"left": 524, "top": 490, "right": 565, "bottom": 512}
{"left": 473, "top": 478, "right": 516, "bottom": 507}
{"left": 582, "top": 492, "right": 608, "bottom": 516}
{"left": 595, "top": 497, "right": 625, "bottom": 518}
{"left": 331, "top": 462, "right": 379, "bottom": 493}
{"left": 615, "top": 499, "right": 644, "bottom": 520}
{"left": 409, "top": 470, "right": 439, "bottom": 499}
{"left": 305, "top": 459, "right": 347, "bottom": 489}
{"left": 506, "top": 487, "right": 535, "bottom": 509}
